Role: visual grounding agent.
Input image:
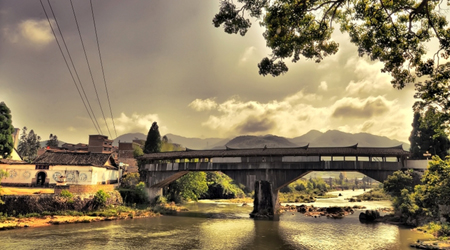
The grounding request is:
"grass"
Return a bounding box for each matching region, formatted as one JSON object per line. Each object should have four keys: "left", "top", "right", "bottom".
{"left": 352, "top": 188, "right": 390, "bottom": 201}
{"left": 419, "top": 222, "right": 450, "bottom": 238}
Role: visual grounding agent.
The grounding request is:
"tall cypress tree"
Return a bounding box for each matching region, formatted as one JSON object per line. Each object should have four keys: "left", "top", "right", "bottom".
{"left": 0, "top": 102, "right": 14, "bottom": 159}
{"left": 144, "top": 122, "right": 161, "bottom": 154}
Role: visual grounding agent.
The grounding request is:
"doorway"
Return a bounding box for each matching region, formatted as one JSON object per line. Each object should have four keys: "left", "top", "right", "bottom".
{"left": 36, "top": 172, "right": 46, "bottom": 186}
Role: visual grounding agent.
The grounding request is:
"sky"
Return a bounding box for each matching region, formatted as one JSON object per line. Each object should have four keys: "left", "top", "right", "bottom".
{"left": 0, "top": 1, "right": 445, "bottom": 144}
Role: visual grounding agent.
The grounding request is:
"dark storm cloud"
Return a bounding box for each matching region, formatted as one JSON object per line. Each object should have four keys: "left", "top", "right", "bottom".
{"left": 236, "top": 116, "right": 275, "bottom": 134}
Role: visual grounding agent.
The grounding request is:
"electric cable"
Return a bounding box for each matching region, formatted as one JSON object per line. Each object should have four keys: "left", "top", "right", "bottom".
{"left": 40, "top": 0, "right": 101, "bottom": 134}
{"left": 70, "top": 0, "right": 112, "bottom": 138}
{"left": 46, "top": 0, "right": 104, "bottom": 135}
{"left": 90, "top": 0, "right": 118, "bottom": 138}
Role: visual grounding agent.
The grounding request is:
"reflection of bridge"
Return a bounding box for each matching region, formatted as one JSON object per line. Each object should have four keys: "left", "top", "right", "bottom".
{"left": 139, "top": 144, "right": 410, "bottom": 219}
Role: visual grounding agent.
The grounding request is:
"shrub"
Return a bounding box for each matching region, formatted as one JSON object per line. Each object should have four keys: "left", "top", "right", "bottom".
{"left": 94, "top": 190, "right": 110, "bottom": 208}
{"left": 60, "top": 190, "right": 73, "bottom": 198}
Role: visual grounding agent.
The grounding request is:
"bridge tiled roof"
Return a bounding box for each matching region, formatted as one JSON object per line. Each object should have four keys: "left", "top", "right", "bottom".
{"left": 140, "top": 144, "right": 410, "bottom": 161}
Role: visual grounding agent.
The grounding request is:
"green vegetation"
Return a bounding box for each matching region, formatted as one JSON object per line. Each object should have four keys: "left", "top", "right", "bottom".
{"left": 45, "top": 134, "right": 59, "bottom": 148}
{"left": 0, "top": 101, "right": 14, "bottom": 159}
{"left": 214, "top": 1, "right": 449, "bottom": 87}
{"left": 60, "top": 190, "right": 73, "bottom": 199}
{"left": 167, "top": 172, "right": 208, "bottom": 202}
{"left": 17, "top": 126, "right": 41, "bottom": 162}
{"left": 143, "top": 122, "right": 161, "bottom": 154}
{"left": 384, "top": 157, "right": 450, "bottom": 232}
{"left": 352, "top": 187, "right": 390, "bottom": 201}
{"left": 409, "top": 109, "right": 450, "bottom": 160}
{"left": 202, "top": 172, "right": 245, "bottom": 199}
{"left": 419, "top": 222, "right": 450, "bottom": 239}
{"left": 119, "top": 173, "right": 148, "bottom": 205}
{"left": 278, "top": 177, "right": 329, "bottom": 203}
{"left": 93, "top": 190, "right": 110, "bottom": 209}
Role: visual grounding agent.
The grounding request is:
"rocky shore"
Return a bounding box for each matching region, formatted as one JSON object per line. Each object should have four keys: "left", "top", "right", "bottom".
{"left": 280, "top": 204, "right": 367, "bottom": 218}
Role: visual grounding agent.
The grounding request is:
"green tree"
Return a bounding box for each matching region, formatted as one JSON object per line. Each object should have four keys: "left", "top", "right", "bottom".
{"left": 17, "top": 127, "right": 41, "bottom": 162}
{"left": 0, "top": 102, "right": 14, "bottom": 159}
{"left": 167, "top": 172, "right": 208, "bottom": 202}
{"left": 133, "top": 144, "right": 144, "bottom": 158}
{"left": 419, "top": 156, "right": 450, "bottom": 217}
{"left": 409, "top": 109, "right": 450, "bottom": 159}
{"left": 45, "top": 134, "right": 59, "bottom": 148}
{"left": 213, "top": 0, "right": 450, "bottom": 89}
{"left": 383, "top": 170, "right": 414, "bottom": 197}
{"left": 339, "top": 172, "right": 345, "bottom": 185}
{"left": 144, "top": 122, "right": 161, "bottom": 154}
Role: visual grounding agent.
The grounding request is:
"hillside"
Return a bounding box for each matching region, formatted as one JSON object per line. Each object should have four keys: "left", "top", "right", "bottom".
{"left": 164, "top": 134, "right": 225, "bottom": 149}
{"left": 290, "top": 130, "right": 409, "bottom": 149}
{"left": 217, "top": 135, "right": 297, "bottom": 149}
{"left": 112, "top": 133, "right": 147, "bottom": 146}
{"left": 108, "top": 129, "right": 409, "bottom": 150}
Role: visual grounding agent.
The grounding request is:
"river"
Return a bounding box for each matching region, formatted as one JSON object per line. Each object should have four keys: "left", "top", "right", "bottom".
{"left": 0, "top": 190, "right": 433, "bottom": 250}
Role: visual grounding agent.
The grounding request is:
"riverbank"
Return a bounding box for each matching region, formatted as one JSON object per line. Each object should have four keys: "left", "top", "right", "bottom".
{"left": 0, "top": 207, "right": 159, "bottom": 230}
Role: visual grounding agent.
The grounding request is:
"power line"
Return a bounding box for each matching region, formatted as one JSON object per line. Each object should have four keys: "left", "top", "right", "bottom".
{"left": 90, "top": 0, "right": 118, "bottom": 138}
{"left": 46, "top": 0, "right": 104, "bottom": 135}
{"left": 40, "top": 0, "right": 101, "bottom": 134}
{"left": 69, "top": 0, "right": 112, "bottom": 138}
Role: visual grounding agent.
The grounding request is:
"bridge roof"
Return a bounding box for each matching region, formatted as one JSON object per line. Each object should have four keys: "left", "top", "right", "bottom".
{"left": 140, "top": 144, "right": 410, "bottom": 161}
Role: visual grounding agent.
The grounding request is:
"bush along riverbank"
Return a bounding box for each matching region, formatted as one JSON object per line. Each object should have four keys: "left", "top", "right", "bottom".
{"left": 381, "top": 158, "right": 450, "bottom": 249}
{"left": 0, "top": 188, "right": 177, "bottom": 231}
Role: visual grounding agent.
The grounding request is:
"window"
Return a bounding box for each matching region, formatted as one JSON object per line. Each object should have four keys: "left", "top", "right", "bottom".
{"left": 35, "top": 165, "right": 49, "bottom": 170}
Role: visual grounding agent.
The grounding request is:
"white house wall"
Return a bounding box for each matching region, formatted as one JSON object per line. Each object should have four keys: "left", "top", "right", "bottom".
{"left": 0, "top": 164, "right": 119, "bottom": 186}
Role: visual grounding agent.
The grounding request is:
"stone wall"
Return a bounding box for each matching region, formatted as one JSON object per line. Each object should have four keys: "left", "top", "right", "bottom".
{"left": 0, "top": 190, "right": 123, "bottom": 215}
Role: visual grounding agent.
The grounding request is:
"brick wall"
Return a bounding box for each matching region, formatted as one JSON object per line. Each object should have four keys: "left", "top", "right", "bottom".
{"left": 54, "top": 184, "right": 116, "bottom": 195}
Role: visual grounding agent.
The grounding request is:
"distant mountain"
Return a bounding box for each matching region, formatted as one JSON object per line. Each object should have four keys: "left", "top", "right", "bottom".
{"left": 113, "top": 133, "right": 146, "bottom": 146}
{"left": 218, "top": 135, "right": 297, "bottom": 149}
{"left": 290, "top": 130, "right": 409, "bottom": 150}
{"left": 110, "top": 129, "right": 410, "bottom": 150}
{"left": 165, "top": 134, "right": 225, "bottom": 149}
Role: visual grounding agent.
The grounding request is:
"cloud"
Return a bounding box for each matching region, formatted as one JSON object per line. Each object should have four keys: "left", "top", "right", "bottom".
{"left": 19, "top": 19, "right": 53, "bottom": 46}
{"left": 344, "top": 58, "right": 392, "bottom": 96}
{"left": 239, "top": 46, "right": 256, "bottom": 64}
{"left": 319, "top": 81, "right": 328, "bottom": 91}
{"left": 190, "top": 91, "right": 411, "bottom": 142}
{"left": 332, "top": 96, "right": 392, "bottom": 119}
{"left": 189, "top": 98, "right": 217, "bottom": 111}
{"left": 235, "top": 116, "right": 275, "bottom": 134}
{"left": 109, "top": 112, "right": 164, "bottom": 135}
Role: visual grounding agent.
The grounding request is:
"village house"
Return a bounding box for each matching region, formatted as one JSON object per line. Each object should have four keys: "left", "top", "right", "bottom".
{"left": 0, "top": 150, "right": 120, "bottom": 187}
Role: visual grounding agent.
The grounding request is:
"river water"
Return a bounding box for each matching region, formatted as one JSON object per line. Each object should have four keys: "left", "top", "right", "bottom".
{"left": 0, "top": 190, "right": 433, "bottom": 250}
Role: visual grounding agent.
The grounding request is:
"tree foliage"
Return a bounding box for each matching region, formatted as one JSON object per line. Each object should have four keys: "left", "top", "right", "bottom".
{"left": 386, "top": 157, "right": 450, "bottom": 224}
{"left": 144, "top": 122, "right": 161, "bottom": 154}
{"left": 383, "top": 170, "right": 414, "bottom": 197}
{"left": 17, "top": 127, "right": 41, "bottom": 162}
{"left": 409, "top": 109, "right": 450, "bottom": 159}
{"left": 213, "top": 0, "right": 450, "bottom": 88}
{"left": 45, "top": 134, "right": 59, "bottom": 148}
{"left": 0, "top": 102, "right": 14, "bottom": 159}
{"left": 167, "top": 172, "right": 208, "bottom": 202}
